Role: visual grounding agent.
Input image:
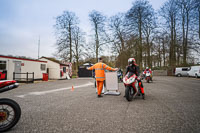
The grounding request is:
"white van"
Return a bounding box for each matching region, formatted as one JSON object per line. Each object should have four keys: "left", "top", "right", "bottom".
{"left": 187, "top": 66, "right": 200, "bottom": 78}
{"left": 175, "top": 67, "right": 190, "bottom": 77}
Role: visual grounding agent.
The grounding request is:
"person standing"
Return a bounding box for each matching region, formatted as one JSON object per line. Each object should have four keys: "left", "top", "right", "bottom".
{"left": 87, "top": 58, "right": 117, "bottom": 98}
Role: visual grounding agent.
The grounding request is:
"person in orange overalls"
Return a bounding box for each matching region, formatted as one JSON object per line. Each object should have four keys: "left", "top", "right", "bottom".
{"left": 87, "top": 58, "right": 117, "bottom": 98}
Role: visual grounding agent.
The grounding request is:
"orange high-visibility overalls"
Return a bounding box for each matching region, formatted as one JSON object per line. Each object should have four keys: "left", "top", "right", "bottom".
{"left": 88, "top": 62, "right": 115, "bottom": 95}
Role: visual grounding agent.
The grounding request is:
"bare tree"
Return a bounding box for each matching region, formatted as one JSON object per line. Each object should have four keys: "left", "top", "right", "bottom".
{"left": 194, "top": 0, "right": 200, "bottom": 39}
{"left": 54, "top": 11, "right": 79, "bottom": 62}
{"left": 109, "top": 13, "right": 128, "bottom": 69}
{"left": 160, "top": 0, "right": 179, "bottom": 67}
{"left": 142, "top": 6, "right": 156, "bottom": 68}
{"left": 126, "top": 0, "right": 155, "bottom": 68}
{"left": 72, "top": 26, "right": 86, "bottom": 70}
{"left": 89, "top": 10, "right": 106, "bottom": 62}
{"left": 176, "top": 0, "right": 196, "bottom": 65}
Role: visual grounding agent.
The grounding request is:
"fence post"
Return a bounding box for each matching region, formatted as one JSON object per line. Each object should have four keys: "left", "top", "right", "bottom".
{"left": 27, "top": 72, "right": 28, "bottom": 83}
{"left": 32, "top": 72, "right": 34, "bottom": 83}
{"left": 13, "top": 72, "right": 15, "bottom": 80}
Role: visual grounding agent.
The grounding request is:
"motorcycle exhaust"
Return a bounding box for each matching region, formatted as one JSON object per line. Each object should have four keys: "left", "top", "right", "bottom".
{"left": 0, "top": 83, "right": 19, "bottom": 93}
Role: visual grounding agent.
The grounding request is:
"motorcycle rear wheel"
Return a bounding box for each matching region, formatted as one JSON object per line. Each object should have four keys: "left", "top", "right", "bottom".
{"left": 125, "top": 86, "right": 133, "bottom": 101}
{"left": 0, "top": 98, "right": 21, "bottom": 132}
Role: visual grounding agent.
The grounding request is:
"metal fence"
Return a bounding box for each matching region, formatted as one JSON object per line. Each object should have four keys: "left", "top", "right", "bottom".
{"left": 13, "top": 72, "right": 34, "bottom": 83}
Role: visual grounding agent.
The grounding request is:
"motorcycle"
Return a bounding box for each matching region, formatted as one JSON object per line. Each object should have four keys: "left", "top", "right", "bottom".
{"left": 117, "top": 70, "right": 123, "bottom": 82}
{"left": 123, "top": 72, "right": 144, "bottom": 101}
{"left": 141, "top": 71, "right": 145, "bottom": 80}
{"left": 145, "top": 71, "right": 152, "bottom": 83}
{"left": 0, "top": 80, "right": 21, "bottom": 132}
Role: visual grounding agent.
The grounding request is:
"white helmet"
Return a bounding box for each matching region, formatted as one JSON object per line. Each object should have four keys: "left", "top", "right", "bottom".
{"left": 128, "top": 58, "right": 136, "bottom": 65}
{"left": 146, "top": 67, "right": 149, "bottom": 69}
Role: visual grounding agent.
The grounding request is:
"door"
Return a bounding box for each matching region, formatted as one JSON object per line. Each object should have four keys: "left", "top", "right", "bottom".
{"left": 14, "top": 61, "right": 21, "bottom": 79}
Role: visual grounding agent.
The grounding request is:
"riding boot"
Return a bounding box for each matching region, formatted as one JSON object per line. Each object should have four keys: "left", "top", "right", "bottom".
{"left": 142, "top": 93, "right": 145, "bottom": 100}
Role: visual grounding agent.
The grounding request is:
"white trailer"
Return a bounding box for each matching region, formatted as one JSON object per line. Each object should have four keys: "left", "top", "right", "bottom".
{"left": 39, "top": 57, "right": 71, "bottom": 80}
{"left": 0, "top": 55, "right": 47, "bottom": 81}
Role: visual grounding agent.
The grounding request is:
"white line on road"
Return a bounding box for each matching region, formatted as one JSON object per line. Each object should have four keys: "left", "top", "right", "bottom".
{"left": 16, "top": 82, "right": 93, "bottom": 98}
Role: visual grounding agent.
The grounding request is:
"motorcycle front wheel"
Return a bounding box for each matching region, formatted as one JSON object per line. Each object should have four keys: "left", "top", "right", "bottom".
{"left": 147, "top": 77, "right": 150, "bottom": 83}
{"left": 125, "top": 86, "right": 134, "bottom": 101}
{"left": 0, "top": 98, "right": 21, "bottom": 132}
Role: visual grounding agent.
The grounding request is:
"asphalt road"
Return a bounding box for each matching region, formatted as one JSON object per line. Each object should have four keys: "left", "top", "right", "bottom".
{"left": 0, "top": 76, "right": 200, "bottom": 133}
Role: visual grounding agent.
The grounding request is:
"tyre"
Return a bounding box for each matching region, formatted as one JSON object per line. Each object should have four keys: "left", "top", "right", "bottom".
{"left": 195, "top": 74, "right": 198, "bottom": 78}
{"left": 177, "top": 74, "right": 181, "bottom": 77}
{"left": 121, "top": 78, "right": 123, "bottom": 82}
{"left": 147, "top": 77, "right": 150, "bottom": 83}
{"left": 125, "top": 86, "right": 133, "bottom": 101}
{"left": 0, "top": 98, "right": 21, "bottom": 132}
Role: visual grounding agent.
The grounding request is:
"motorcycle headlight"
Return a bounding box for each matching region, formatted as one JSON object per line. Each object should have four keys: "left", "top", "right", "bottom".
{"left": 127, "top": 79, "right": 130, "bottom": 83}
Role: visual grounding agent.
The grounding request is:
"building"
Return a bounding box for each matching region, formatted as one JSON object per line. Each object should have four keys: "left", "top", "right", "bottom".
{"left": 78, "top": 63, "right": 94, "bottom": 77}
{"left": 0, "top": 55, "right": 47, "bottom": 81}
{"left": 39, "top": 57, "right": 72, "bottom": 80}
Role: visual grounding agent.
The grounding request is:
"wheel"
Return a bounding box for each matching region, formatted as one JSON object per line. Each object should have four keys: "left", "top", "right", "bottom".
{"left": 125, "top": 86, "right": 133, "bottom": 101}
{"left": 195, "top": 74, "right": 198, "bottom": 78}
{"left": 120, "top": 77, "right": 123, "bottom": 82}
{"left": 177, "top": 74, "right": 181, "bottom": 77}
{"left": 147, "top": 78, "right": 150, "bottom": 83}
{"left": 0, "top": 98, "right": 21, "bottom": 132}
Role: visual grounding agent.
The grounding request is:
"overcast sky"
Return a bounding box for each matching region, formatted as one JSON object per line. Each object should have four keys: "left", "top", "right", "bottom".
{"left": 0, "top": 0, "right": 166, "bottom": 59}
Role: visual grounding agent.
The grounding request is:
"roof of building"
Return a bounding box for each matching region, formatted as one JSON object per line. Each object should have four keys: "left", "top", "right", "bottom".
{"left": 83, "top": 63, "right": 94, "bottom": 66}
{"left": 40, "top": 56, "right": 69, "bottom": 66}
{"left": 0, "top": 55, "right": 47, "bottom": 63}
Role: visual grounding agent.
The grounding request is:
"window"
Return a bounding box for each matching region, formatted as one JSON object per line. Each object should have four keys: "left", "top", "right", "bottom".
{"left": 41, "top": 64, "right": 46, "bottom": 71}
{"left": 182, "top": 68, "right": 189, "bottom": 71}
{"left": 0, "top": 61, "right": 6, "bottom": 70}
{"left": 63, "top": 67, "right": 66, "bottom": 73}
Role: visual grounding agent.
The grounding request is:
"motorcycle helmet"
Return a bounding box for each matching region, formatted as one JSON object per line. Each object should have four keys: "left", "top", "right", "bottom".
{"left": 128, "top": 58, "right": 136, "bottom": 65}
{"left": 146, "top": 67, "right": 149, "bottom": 69}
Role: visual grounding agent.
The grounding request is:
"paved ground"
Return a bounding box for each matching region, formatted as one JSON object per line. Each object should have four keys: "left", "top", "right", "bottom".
{"left": 0, "top": 76, "right": 200, "bottom": 133}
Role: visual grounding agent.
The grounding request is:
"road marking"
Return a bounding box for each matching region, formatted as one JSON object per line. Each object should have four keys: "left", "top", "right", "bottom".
{"left": 16, "top": 82, "right": 93, "bottom": 98}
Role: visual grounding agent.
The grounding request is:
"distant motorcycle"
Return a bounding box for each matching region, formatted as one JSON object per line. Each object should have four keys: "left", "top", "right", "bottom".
{"left": 117, "top": 70, "right": 123, "bottom": 82}
{"left": 141, "top": 71, "right": 145, "bottom": 80}
{"left": 0, "top": 80, "right": 21, "bottom": 132}
{"left": 145, "top": 71, "right": 152, "bottom": 83}
{"left": 123, "top": 72, "right": 144, "bottom": 101}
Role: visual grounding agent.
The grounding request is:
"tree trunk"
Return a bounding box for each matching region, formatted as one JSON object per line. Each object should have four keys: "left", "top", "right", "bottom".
{"left": 75, "top": 40, "right": 79, "bottom": 71}
{"left": 182, "top": 10, "right": 186, "bottom": 65}
{"left": 184, "top": 10, "right": 190, "bottom": 65}
{"left": 69, "top": 23, "right": 72, "bottom": 62}
{"left": 139, "top": 15, "right": 143, "bottom": 68}
{"left": 162, "top": 38, "right": 166, "bottom": 66}
{"left": 146, "top": 36, "right": 150, "bottom": 67}
{"left": 95, "top": 24, "right": 99, "bottom": 62}
{"left": 170, "top": 16, "right": 174, "bottom": 67}
{"left": 199, "top": 8, "right": 200, "bottom": 39}
{"left": 173, "top": 17, "right": 176, "bottom": 66}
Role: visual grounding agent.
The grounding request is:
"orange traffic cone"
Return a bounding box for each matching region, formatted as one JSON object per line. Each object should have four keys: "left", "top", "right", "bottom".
{"left": 71, "top": 85, "right": 74, "bottom": 91}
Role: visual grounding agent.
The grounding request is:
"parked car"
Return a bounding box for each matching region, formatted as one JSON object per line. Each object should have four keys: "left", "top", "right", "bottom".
{"left": 175, "top": 67, "right": 190, "bottom": 77}
{"left": 187, "top": 66, "right": 200, "bottom": 78}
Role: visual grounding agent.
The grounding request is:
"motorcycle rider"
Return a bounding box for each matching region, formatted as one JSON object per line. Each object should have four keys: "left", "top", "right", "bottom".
{"left": 125, "top": 58, "right": 145, "bottom": 97}
{"left": 117, "top": 68, "right": 123, "bottom": 82}
{"left": 144, "top": 67, "right": 152, "bottom": 81}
